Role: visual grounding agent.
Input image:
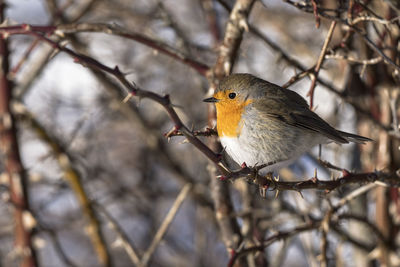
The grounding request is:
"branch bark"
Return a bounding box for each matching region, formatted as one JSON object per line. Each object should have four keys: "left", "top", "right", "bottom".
{"left": 0, "top": 2, "right": 37, "bottom": 266}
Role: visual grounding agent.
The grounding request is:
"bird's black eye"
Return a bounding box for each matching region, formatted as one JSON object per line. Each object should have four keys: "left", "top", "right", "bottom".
{"left": 228, "top": 92, "right": 236, "bottom": 99}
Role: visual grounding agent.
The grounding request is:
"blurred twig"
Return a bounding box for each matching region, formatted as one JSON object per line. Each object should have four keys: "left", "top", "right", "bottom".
{"left": 307, "top": 21, "right": 337, "bottom": 109}
{"left": 13, "top": 102, "right": 111, "bottom": 266}
{"left": 0, "top": 23, "right": 209, "bottom": 76}
{"left": 141, "top": 184, "right": 192, "bottom": 267}
{"left": 95, "top": 203, "right": 141, "bottom": 266}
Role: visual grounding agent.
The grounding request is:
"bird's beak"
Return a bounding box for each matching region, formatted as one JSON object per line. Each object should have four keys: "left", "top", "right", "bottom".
{"left": 203, "top": 97, "right": 219, "bottom": 103}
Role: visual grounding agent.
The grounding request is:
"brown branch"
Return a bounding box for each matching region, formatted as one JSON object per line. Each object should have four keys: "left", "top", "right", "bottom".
{"left": 0, "top": 23, "right": 210, "bottom": 76}
{"left": 213, "top": 0, "right": 255, "bottom": 77}
{"left": 9, "top": 38, "right": 39, "bottom": 79}
{"left": 0, "top": 2, "right": 37, "bottom": 266}
{"left": 307, "top": 21, "right": 337, "bottom": 109}
{"left": 266, "top": 171, "right": 396, "bottom": 192}
{"left": 164, "top": 127, "right": 217, "bottom": 138}
{"left": 311, "top": 0, "right": 320, "bottom": 28}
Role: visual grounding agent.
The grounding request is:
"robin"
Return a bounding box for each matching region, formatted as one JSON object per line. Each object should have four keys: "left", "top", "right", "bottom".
{"left": 204, "top": 73, "right": 372, "bottom": 174}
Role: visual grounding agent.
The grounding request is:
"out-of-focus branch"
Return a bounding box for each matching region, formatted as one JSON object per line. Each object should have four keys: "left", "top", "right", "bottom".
{"left": 0, "top": 23, "right": 210, "bottom": 76}
{"left": 141, "top": 184, "right": 192, "bottom": 267}
{"left": 213, "top": 0, "right": 255, "bottom": 77}
{"left": 325, "top": 54, "right": 382, "bottom": 65}
{"left": 307, "top": 21, "right": 337, "bottom": 109}
{"left": 228, "top": 221, "right": 321, "bottom": 267}
{"left": 13, "top": 103, "right": 111, "bottom": 266}
{"left": 200, "top": 0, "right": 221, "bottom": 43}
{"left": 95, "top": 203, "right": 141, "bottom": 267}
{"left": 0, "top": 2, "right": 37, "bottom": 266}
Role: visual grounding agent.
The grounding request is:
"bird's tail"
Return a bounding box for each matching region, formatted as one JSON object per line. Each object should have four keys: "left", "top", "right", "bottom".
{"left": 337, "top": 130, "right": 373, "bottom": 144}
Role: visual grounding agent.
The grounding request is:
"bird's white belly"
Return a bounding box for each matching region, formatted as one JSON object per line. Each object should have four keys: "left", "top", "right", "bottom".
{"left": 220, "top": 136, "right": 297, "bottom": 173}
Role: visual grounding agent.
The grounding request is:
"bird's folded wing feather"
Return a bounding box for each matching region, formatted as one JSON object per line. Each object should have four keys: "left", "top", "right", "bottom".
{"left": 253, "top": 87, "right": 349, "bottom": 144}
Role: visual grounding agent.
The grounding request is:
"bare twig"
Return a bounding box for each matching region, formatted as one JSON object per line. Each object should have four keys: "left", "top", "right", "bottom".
{"left": 325, "top": 54, "right": 382, "bottom": 65}
{"left": 95, "top": 204, "right": 141, "bottom": 267}
{"left": 164, "top": 127, "right": 217, "bottom": 138}
{"left": 333, "top": 183, "right": 378, "bottom": 211}
{"left": 212, "top": 0, "right": 255, "bottom": 77}
{"left": 9, "top": 38, "right": 40, "bottom": 79}
{"left": 0, "top": 23, "right": 210, "bottom": 76}
{"left": 228, "top": 221, "right": 321, "bottom": 266}
{"left": 141, "top": 184, "right": 192, "bottom": 267}
{"left": 307, "top": 21, "right": 337, "bottom": 109}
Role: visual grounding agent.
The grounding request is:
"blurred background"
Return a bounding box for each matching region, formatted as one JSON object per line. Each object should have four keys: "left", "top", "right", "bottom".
{"left": 1, "top": 0, "right": 399, "bottom": 266}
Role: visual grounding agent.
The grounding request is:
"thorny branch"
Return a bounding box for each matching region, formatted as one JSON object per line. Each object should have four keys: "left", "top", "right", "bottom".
{"left": 0, "top": 23, "right": 210, "bottom": 76}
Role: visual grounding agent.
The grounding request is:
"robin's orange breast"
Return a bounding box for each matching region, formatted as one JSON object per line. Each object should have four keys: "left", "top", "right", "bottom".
{"left": 214, "top": 91, "right": 252, "bottom": 138}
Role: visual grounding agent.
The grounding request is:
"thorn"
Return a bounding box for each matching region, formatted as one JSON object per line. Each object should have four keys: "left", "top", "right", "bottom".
{"left": 230, "top": 248, "right": 236, "bottom": 257}
{"left": 217, "top": 175, "right": 227, "bottom": 181}
{"left": 275, "top": 189, "right": 280, "bottom": 199}
{"left": 122, "top": 94, "right": 132, "bottom": 103}
{"left": 114, "top": 65, "right": 120, "bottom": 73}
{"left": 164, "top": 126, "right": 179, "bottom": 138}
{"left": 179, "top": 139, "right": 189, "bottom": 144}
{"left": 175, "top": 124, "right": 182, "bottom": 131}
{"left": 22, "top": 23, "right": 31, "bottom": 31}
{"left": 241, "top": 162, "right": 248, "bottom": 169}
{"left": 314, "top": 168, "right": 318, "bottom": 178}
{"left": 259, "top": 187, "right": 266, "bottom": 198}
{"left": 342, "top": 169, "right": 350, "bottom": 177}
{"left": 164, "top": 94, "right": 170, "bottom": 103}
{"left": 298, "top": 190, "right": 304, "bottom": 199}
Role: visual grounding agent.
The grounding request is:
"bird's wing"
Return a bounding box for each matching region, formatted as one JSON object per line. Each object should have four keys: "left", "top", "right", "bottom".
{"left": 252, "top": 87, "right": 349, "bottom": 144}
